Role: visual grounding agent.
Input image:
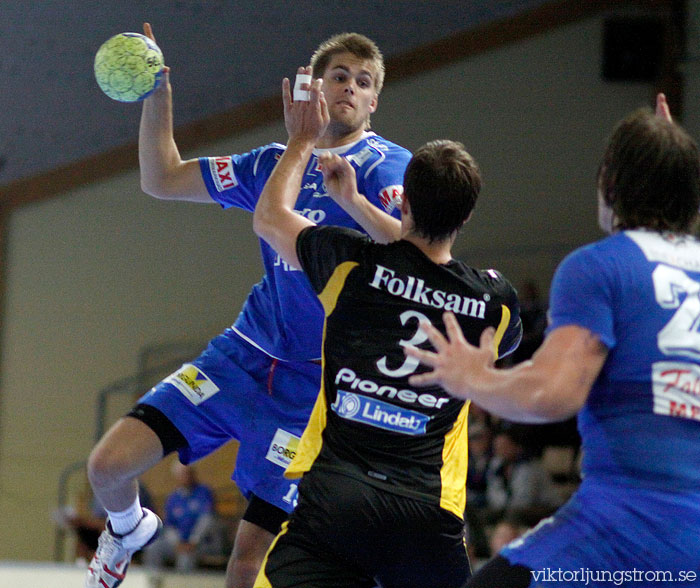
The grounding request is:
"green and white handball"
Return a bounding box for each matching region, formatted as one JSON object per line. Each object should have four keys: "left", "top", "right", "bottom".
{"left": 94, "top": 32, "right": 164, "bottom": 102}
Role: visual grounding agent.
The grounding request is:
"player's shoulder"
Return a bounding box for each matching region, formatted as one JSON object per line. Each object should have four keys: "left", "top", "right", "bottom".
{"left": 346, "top": 133, "right": 411, "bottom": 170}
{"left": 448, "top": 261, "right": 518, "bottom": 303}
{"left": 204, "top": 142, "right": 285, "bottom": 170}
{"left": 552, "top": 234, "right": 634, "bottom": 296}
{"left": 301, "top": 224, "right": 369, "bottom": 246}
{"left": 474, "top": 266, "right": 516, "bottom": 292}
{"left": 561, "top": 232, "right": 628, "bottom": 271}
{"left": 252, "top": 141, "right": 287, "bottom": 159}
{"left": 242, "top": 142, "right": 287, "bottom": 176}
{"left": 622, "top": 228, "right": 700, "bottom": 267}
{"left": 362, "top": 132, "right": 411, "bottom": 159}
{"left": 297, "top": 225, "right": 372, "bottom": 277}
{"left": 364, "top": 132, "right": 410, "bottom": 152}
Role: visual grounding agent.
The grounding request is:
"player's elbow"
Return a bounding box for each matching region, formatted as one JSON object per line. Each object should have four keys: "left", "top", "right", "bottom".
{"left": 140, "top": 174, "right": 173, "bottom": 200}
{"left": 252, "top": 206, "right": 271, "bottom": 240}
{"left": 525, "top": 384, "right": 587, "bottom": 423}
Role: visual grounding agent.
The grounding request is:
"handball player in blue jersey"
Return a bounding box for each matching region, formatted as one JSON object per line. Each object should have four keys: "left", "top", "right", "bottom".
{"left": 407, "top": 94, "right": 700, "bottom": 587}
{"left": 85, "top": 24, "right": 411, "bottom": 588}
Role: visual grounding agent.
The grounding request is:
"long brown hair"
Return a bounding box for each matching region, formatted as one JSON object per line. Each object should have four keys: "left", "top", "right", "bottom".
{"left": 599, "top": 108, "right": 700, "bottom": 232}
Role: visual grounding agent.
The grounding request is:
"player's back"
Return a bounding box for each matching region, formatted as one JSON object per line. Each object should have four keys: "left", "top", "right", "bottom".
{"left": 563, "top": 230, "right": 700, "bottom": 490}
{"left": 292, "top": 226, "right": 521, "bottom": 516}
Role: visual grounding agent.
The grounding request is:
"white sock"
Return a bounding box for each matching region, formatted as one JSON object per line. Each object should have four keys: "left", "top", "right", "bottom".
{"left": 106, "top": 495, "right": 143, "bottom": 535}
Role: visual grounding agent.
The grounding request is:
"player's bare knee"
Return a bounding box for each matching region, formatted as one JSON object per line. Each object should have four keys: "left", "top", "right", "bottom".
{"left": 87, "top": 438, "right": 128, "bottom": 489}
{"left": 88, "top": 416, "right": 164, "bottom": 490}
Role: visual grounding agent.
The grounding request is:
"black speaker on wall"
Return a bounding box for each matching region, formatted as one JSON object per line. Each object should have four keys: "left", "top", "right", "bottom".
{"left": 602, "top": 17, "right": 664, "bottom": 82}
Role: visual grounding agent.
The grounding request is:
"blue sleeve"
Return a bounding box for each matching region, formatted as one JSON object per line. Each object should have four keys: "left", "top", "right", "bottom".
{"left": 356, "top": 143, "right": 411, "bottom": 219}
{"left": 548, "top": 244, "right": 616, "bottom": 349}
{"left": 198, "top": 143, "right": 284, "bottom": 211}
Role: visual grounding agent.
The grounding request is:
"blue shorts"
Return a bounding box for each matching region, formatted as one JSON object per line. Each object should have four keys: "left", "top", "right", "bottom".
{"left": 138, "top": 329, "right": 321, "bottom": 513}
{"left": 499, "top": 477, "right": 700, "bottom": 587}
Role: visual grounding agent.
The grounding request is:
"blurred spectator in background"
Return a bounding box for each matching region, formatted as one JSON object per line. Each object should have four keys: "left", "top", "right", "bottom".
{"left": 485, "top": 423, "right": 561, "bottom": 519}
{"left": 509, "top": 280, "right": 547, "bottom": 365}
{"left": 488, "top": 513, "right": 528, "bottom": 557}
{"left": 496, "top": 280, "right": 581, "bottom": 456}
{"left": 144, "top": 463, "right": 226, "bottom": 572}
{"left": 467, "top": 421, "right": 492, "bottom": 510}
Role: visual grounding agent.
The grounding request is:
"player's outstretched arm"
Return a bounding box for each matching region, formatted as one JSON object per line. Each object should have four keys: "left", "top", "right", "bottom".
{"left": 253, "top": 68, "right": 330, "bottom": 269}
{"left": 321, "top": 156, "right": 401, "bottom": 243}
{"left": 405, "top": 313, "right": 606, "bottom": 423}
{"left": 138, "top": 23, "right": 213, "bottom": 202}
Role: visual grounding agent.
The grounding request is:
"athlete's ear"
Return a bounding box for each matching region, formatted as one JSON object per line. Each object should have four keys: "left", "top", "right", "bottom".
{"left": 400, "top": 193, "right": 410, "bottom": 216}
{"left": 369, "top": 94, "right": 378, "bottom": 114}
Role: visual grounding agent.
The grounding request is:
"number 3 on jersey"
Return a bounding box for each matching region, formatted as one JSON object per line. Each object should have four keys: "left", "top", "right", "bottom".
{"left": 376, "top": 310, "right": 430, "bottom": 378}
{"left": 652, "top": 264, "right": 700, "bottom": 360}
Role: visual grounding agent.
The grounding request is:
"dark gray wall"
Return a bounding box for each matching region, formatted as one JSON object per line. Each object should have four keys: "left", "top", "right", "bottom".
{"left": 0, "top": 0, "right": 553, "bottom": 186}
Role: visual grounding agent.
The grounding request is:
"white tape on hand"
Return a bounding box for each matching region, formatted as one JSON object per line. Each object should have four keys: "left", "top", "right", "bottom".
{"left": 293, "top": 74, "right": 312, "bottom": 101}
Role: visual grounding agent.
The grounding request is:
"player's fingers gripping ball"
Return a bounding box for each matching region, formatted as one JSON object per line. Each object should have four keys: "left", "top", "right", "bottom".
{"left": 94, "top": 32, "right": 164, "bottom": 102}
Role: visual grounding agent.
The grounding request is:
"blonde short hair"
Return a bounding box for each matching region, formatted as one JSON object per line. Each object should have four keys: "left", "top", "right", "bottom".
{"left": 310, "top": 32, "right": 385, "bottom": 95}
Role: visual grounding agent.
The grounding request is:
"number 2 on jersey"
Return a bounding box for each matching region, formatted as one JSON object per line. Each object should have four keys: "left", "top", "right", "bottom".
{"left": 652, "top": 264, "right": 700, "bottom": 360}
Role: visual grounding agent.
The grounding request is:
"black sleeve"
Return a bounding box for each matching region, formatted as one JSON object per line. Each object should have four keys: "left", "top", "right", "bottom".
{"left": 482, "top": 269, "right": 522, "bottom": 359}
{"left": 296, "top": 225, "right": 371, "bottom": 294}
{"left": 499, "top": 292, "right": 523, "bottom": 359}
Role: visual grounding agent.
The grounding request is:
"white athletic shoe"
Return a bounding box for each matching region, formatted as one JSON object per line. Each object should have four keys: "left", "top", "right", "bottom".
{"left": 85, "top": 508, "right": 162, "bottom": 588}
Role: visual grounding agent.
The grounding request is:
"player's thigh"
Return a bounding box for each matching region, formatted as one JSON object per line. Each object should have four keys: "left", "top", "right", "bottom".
{"left": 226, "top": 518, "right": 276, "bottom": 588}
{"left": 256, "top": 522, "right": 375, "bottom": 588}
{"left": 232, "top": 518, "right": 276, "bottom": 563}
{"left": 137, "top": 333, "right": 275, "bottom": 462}
{"left": 88, "top": 416, "right": 163, "bottom": 480}
{"left": 370, "top": 497, "right": 470, "bottom": 588}
{"left": 232, "top": 360, "right": 321, "bottom": 512}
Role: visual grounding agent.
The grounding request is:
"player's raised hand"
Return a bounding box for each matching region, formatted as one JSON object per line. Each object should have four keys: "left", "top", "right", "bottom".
{"left": 655, "top": 93, "right": 672, "bottom": 123}
{"left": 282, "top": 66, "right": 329, "bottom": 146}
{"left": 143, "top": 22, "right": 171, "bottom": 97}
{"left": 405, "top": 312, "right": 496, "bottom": 400}
{"left": 318, "top": 152, "right": 358, "bottom": 207}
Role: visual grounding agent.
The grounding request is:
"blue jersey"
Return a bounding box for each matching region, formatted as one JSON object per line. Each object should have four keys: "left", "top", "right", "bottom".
{"left": 498, "top": 230, "right": 700, "bottom": 582}
{"left": 548, "top": 229, "right": 700, "bottom": 491}
{"left": 199, "top": 133, "right": 411, "bottom": 361}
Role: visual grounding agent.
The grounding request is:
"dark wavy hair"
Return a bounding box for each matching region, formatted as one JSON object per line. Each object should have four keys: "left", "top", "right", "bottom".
{"left": 403, "top": 140, "right": 482, "bottom": 242}
{"left": 599, "top": 108, "right": 700, "bottom": 232}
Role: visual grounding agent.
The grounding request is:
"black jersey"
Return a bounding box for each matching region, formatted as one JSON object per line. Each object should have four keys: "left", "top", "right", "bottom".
{"left": 289, "top": 225, "right": 522, "bottom": 518}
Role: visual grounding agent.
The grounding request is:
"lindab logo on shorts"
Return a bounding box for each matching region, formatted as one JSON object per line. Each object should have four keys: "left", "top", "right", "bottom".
{"left": 166, "top": 364, "right": 220, "bottom": 406}
{"left": 266, "top": 428, "right": 301, "bottom": 468}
